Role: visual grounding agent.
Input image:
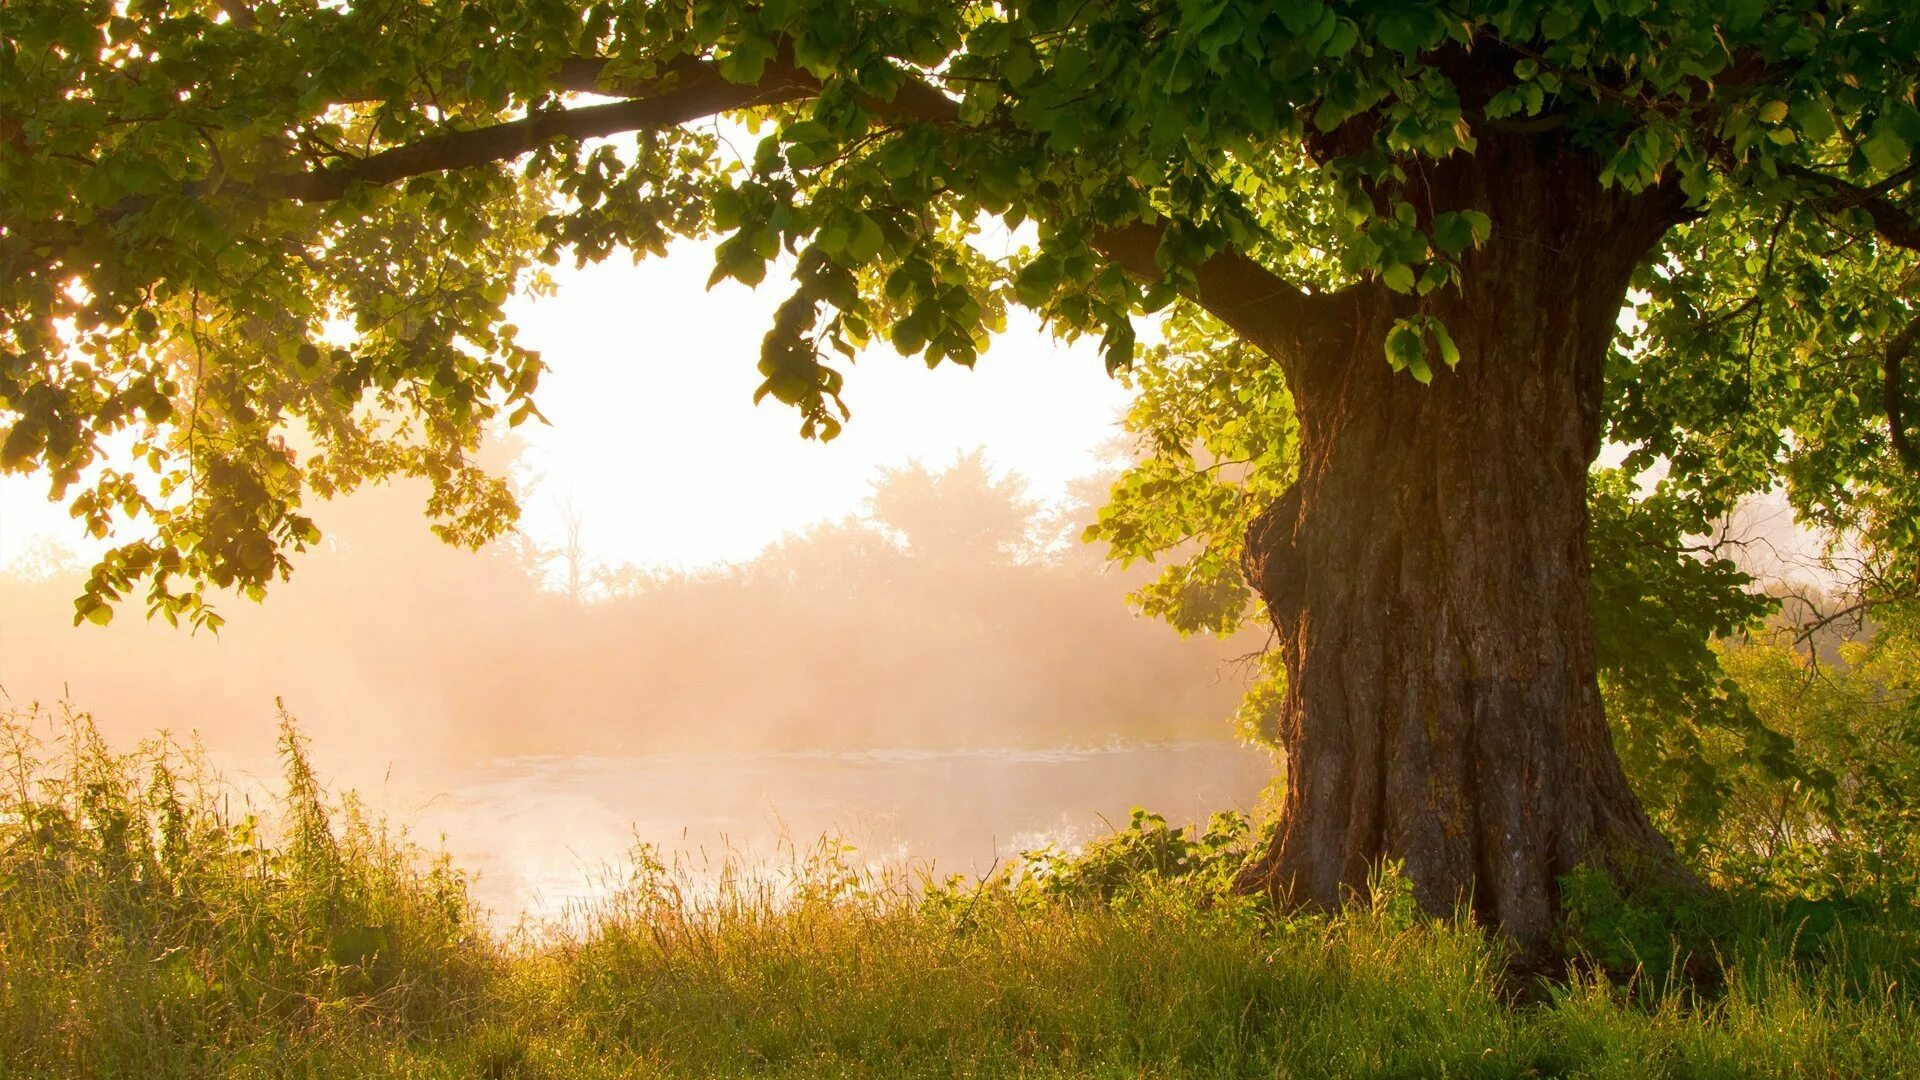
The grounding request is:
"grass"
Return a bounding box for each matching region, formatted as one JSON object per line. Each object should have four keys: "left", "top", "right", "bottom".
{"left": 3, "top": 702, "right": 1918, "bottom": 1078}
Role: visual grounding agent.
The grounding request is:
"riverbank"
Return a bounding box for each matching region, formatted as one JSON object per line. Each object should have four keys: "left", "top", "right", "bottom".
{"left": 5, "top": 710, "right": 1917, "bottom": 1078}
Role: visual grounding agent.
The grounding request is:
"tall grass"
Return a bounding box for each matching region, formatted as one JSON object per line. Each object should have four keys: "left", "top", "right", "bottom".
{"left": 3, "top": 702, "right": 1917, "bottom": 1078}
{"left": 0, "top": 703, "right": 497, "bottom": 1076}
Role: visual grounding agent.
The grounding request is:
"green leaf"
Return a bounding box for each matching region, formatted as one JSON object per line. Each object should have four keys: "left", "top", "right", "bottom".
{"left": 783, "top": 120, "right": 831, "bottom": 145}
{"left": 1014, "top": 257, "right": 1062, "bottom": 306}
{"left": 1861, "top": 120, "right": 1911, "bottom": 173}
{"left": 1277, "top": 0, "right": 1326, "bottom": 36}
{"left": 1052, "top": 44, "right": 1091, "bottom": 86}
{"left": 847, "top": 214, "right": 886, "bottom": 262}
{"left": 1374, "top": 9, "right": 1441, "bottom": 56}
{"left": 1385, "top": 320, "right": 1425, "bottom": 375}
{"left": 1430, "top": 320, "right": 1460, "bottom": 368}
{"left": 1323, "top": 18, "right": 1359, "bottom": 57}
{"left": 1462, "top": 210, "right": 1492, "bottom": 247}
{"left": 1431, "top": 211, "right": 1474, "bottom": 256}
{"left": 716, "top": 36, "right": 776, "bottom": 84}
{"left": 1791, "top": 97, "right": 1838, "bottom": 144}
{"left": 76, "top": 597, "right": 113, "bottom": 626}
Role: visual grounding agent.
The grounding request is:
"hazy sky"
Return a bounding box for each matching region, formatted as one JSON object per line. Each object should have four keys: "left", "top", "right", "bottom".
{"left": 0, "top": 238, "right": 1133, "bottom": 574}
{"left": 504, "top": 239, "right": 1132, "bottom": 569}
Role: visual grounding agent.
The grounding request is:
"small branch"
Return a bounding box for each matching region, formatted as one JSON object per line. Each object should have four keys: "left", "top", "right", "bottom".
{"left": 1788, "top": 588, "right": 1916, "bottom": 654}
{"left": 1884, "top": 311, "right": 1920, "bottom": 472}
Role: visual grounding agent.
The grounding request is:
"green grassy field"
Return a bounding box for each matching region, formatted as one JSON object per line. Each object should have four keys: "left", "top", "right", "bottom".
{"left": 4, "top": 705, "right": 1916, "bottom": 1079}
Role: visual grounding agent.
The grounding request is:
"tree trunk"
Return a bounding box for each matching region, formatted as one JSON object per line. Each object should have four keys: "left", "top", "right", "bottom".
{"left": 1236, "top": 135, "right": 1695, "bottom": 961}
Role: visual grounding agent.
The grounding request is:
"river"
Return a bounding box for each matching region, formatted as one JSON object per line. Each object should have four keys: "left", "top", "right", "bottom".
{"left": 373, "top": 741, "right": 1274, "bottom": 925}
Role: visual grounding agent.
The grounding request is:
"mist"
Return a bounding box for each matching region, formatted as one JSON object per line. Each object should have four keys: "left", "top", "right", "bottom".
{"left": 0, "top": 444, "right": 1270, "bottom": 916}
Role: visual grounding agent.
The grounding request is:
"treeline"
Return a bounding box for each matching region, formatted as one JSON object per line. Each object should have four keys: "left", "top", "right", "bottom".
{"left": 0, "top": 451, "right": 1250, "bottom": 760}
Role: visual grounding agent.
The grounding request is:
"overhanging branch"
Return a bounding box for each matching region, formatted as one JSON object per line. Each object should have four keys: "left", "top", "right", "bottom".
{"left": 237, "top": 56, "right": 817, "bottom": 203}
{"left": 105, "top": 45, "right": 1319, "bottom": 365}
{"left": 1778, "top": 160, "right": 1920, "bottom": 253}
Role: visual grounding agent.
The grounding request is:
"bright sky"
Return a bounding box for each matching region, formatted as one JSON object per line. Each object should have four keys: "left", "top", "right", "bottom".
{"left": 0, "top": 239, "right": 1135, "bottom": 574}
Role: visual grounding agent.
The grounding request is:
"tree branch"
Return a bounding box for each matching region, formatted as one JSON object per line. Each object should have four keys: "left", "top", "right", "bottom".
{"left": 1777, "top": 160, "right": 1920, "bottom": 253}
{"left": 1885, "top": 311, "right": 1920, "bottom": 472}
{"left": 233, "top": 56, "right": 817, "bottom": 203}
{"left": 552, "top": 53, "right": 963, "bottom": 126}
{"left": 122, "top": 46, "right": 1318, "bottom": 362}
{"left": 1090, "top": 221, "right": 1319, "bottom": 360}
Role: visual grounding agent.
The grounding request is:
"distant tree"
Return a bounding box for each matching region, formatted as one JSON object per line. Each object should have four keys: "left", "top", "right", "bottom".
{"left": 869, "top": 450, "right": 1038, "bottom": 565}
{"left": 1, "top": 536, "right": 87, "bottom": 585}
{"left": 6, "top": 0, "right": 1920, "bottom": 955}
{"left": 748, "top": 514, "right": 903, "bottom": 594}
{"left": 555, "top": 495, "right": 591, "bottom": 603}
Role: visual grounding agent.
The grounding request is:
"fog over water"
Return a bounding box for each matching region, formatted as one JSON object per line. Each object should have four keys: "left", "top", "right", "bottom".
{"left": 390, "top": 742, "right": 1271, "bottom": 923}
{"left": 1, "top": 445, "right": 1271, "bottom": 919}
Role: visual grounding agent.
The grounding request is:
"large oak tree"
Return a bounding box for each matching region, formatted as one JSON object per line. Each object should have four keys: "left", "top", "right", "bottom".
{"left": 5, "top": 0, "right": 1920, "bottom": 955}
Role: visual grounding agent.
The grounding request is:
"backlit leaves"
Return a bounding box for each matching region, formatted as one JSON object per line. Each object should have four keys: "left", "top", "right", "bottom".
{"left": 3, "top": 0, "right": 1920, "bottom": 633}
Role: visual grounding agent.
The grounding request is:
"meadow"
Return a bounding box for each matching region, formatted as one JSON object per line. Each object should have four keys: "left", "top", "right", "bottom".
{"left": 5, "top": 702, "right": 1916, "bottom": 1079}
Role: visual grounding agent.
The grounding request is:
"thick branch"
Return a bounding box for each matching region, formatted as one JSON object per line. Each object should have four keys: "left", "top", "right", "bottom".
{"left": 1778, "top": 160, "right": 1920, "bottom": 252}
{"left": 236, "top": 49, "right": 1317, "bottom": 356}
{"left": 553, "top": 54, "right": 962, "bottom": 126}
{"left": 1091, "top": 221, "right": 1319, "bottom": 361}
{"left": 238, "top": 56, "right": 816, "bottom": 203}
{"left": 117, "top": 46, "right": 1320, "bottom": 361}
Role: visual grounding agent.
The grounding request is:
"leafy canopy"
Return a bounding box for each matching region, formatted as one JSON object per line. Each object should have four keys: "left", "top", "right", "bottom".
{"left": 2, "top": 0, "right": 1918, "bottom": 652}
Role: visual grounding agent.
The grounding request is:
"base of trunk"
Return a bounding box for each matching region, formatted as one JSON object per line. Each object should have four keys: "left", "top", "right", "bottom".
{"left": 1230, "top": 779, "right": 1699, "bottom": 968}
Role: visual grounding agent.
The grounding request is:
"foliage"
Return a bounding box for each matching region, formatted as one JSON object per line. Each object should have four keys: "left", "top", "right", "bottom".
{"left": 5, "top": 0, "right": 1919, "bottom": 641}
{"left": 1586, "top": 473, "right": 1807, "bottom": 847}
{"left": 1697, "top": 620, "right": 1920, "bottom": 904}
{"left": 987, "top": 806, "right": 1257, "bottom": 905}
{"left": 866, "top": 447, "right": 1044, "bottom": 564}
{"left": 1085, "top": 302, "right": 1296, "bottom": 641}
{"left": 6, "top": 704, "right": 1920, "bottom": 1078}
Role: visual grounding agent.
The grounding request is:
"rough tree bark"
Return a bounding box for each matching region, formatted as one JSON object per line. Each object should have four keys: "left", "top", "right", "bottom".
{"left": 1233, "top": 131, "right": 1697, "bottom": 961}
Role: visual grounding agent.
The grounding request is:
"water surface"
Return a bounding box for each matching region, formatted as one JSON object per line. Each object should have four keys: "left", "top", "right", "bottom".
{"left": 381, "top": 741, "right": 1274, "bottom": 923}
